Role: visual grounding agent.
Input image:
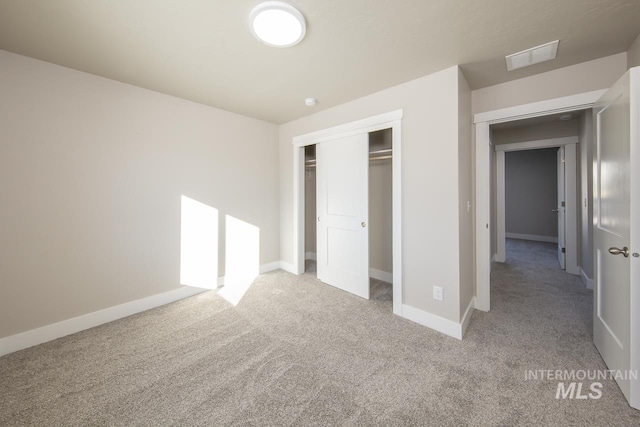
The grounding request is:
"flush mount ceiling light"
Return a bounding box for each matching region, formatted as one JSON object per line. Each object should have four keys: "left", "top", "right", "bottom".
{"left": 505, "top": 40, "right": 559, "bottom": 71}
{"left": 559, "top": 114, "right": 573, "bottom": 121}
{"left": 304, "top": 97, "right": 317, "bottom": 107}
{"left": 250, "top": 1, "right": 306, "bottom": 48}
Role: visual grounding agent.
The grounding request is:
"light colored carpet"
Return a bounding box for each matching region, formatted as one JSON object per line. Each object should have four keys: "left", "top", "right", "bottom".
{"left": 1, "top": 239, "right": 639, "bottom": 425}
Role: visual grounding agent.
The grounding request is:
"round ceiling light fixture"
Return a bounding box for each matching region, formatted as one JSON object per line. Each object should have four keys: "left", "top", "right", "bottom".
{"left": 559, "top": 113, "right": 573, "bottom": 121}
{"left": 249, "top": 1, "right": 306, "bottom": 48}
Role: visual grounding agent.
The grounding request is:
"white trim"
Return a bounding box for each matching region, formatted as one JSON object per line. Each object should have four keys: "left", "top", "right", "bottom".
{"left": 278, "top": 261, "right": 297, "bottom": 275}
{"left": 628, "top": 66, "right": 640, "bottom": 410}
{"left": 475, "top": 91, "right": 604, "bottom": 313}
{"left": 292, "top": 110, "right": 404, "bottom": 317}
{"left": 391, "top": 122, "right": 403, "bottom": 317}
{"left": 564, "top": 143, "right": 579, "bottom": 275}
{"left": 496, "top": 139, "right": 578, "bottom": 272}
{"left": 491, "top": 254, "right": 496, "bottom": 263}
{"left": 505, "top": 232, "right": 558, "bottom": 243}
{"left": 495, "top": 136, "right": 579, "bottom": 152}
{"left": 259, "top": 261, "right": 281, "bottom": 274}
{"left": 0, "top": 260, "right": 300, "bottom": 357}
{"left": 461, "top": 297, "right": 476, "bottom": 338}
{"left": 369, "top": 268, "right": 393, "bottom": 284}
{"left": 475, "top": 122, "right": 491, "bottom": 312}
{"left": 305, "top": 252, "right": 317, "bottom": 261}
{"left": 0, "top": 286, "right": 207, "bottom": 357}
{"left": 580, "top": 268, "right": 594, "bottom": 289}
{"left": 496, "top": 151, "right": 506, "bottom": 262}
{"left": 474, "top": 90, "right": 606, "bottom": 124}
{"left": 402, "top": 304, "right": 464, "bottom": 340}
{"left": 292, "top": 110, "right": 403, "bottom": 146}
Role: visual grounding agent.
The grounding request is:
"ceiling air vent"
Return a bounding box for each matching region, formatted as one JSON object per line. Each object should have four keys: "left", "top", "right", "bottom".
{"left": 506, "top": 40, "right": 559, "bottom": 71}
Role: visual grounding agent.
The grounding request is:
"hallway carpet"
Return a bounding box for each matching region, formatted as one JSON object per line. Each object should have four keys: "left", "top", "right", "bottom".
{"left": 1, "top": 239, "right": 639, "bottom": 425}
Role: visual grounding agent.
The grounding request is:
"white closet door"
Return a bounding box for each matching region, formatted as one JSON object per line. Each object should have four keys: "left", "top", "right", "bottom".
{"left": 316, "top": 133, "right": 370, "bottom": 299}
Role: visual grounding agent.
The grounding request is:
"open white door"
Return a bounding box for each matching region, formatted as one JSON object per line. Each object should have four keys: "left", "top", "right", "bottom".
{"left": 556, "top": 147, "right": 566, "bottom": 269}
{"left": 593, "top": 69, "right": 638, "bottom": 408}
{"left": 316, "top": 133, "right": 370, "bottom": 299}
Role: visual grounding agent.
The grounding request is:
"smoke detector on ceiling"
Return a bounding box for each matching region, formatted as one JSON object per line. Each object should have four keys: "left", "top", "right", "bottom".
{"left": 506, "top": 40, "right": 559, "bottom": 71}
{"left": 304, "top": 97, "right": 317, "bottom": 107}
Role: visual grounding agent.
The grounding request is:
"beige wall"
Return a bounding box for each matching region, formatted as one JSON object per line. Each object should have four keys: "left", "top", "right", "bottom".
{"left": 369, "top": 158, "right": 393, "bottom": 273}
{"left": 472, "top": 53, "right": 627, "bottom": 114}
{"left": 505, "top": 149, "right": 558, "bottom": 238}
{"left": 304, "top": 167, "right": 316, "bottom": 255}
{"left": 628, "top": 33, "right": 640, "bottom": 69}
{"left": 492, "top": 119, "right": 579, "bottom": 145}
{"left": 280, "top": 66, "right": 467, "bottom": 323}
{"left": 0, "top": 50, "right": 280, "bottom": 338}
{"left": 457, "top": 68, "right": 474, "bottom": 319}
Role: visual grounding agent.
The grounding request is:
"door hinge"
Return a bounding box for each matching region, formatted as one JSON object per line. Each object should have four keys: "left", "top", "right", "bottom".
{"left": 561, "top": 201, "right": 565, "bottom": 207}
{"left": 562, "top": 247, "right": 566, "bottom": 253}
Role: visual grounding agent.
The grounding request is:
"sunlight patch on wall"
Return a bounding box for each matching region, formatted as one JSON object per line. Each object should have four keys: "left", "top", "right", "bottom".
{"left": 180, "top": 195, "right": 218, "bottom": 289}
{"left": 218, "top": 215, "right": 260, "bottom": 306}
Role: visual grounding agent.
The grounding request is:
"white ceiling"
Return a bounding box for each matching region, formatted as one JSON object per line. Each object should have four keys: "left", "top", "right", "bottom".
{"left": 0, "top": 0, "right": 638, "bottom": 124}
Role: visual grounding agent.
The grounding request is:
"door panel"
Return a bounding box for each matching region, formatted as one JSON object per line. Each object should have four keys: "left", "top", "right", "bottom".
{"left": 316, "top": 133, "right": 369, "bottom": 299}
{"left": 557, "top": 147, "right": 566, "bottom": 269}
{"left": 594, "top": 71, "right": 631, "bottom": 401}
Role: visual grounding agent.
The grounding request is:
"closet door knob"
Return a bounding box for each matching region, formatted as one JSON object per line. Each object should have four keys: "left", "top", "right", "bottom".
{"left": 317, "top": 217, "right": 321, "bottom": 221}
{"left": 361, "top": 222, "right": 366, "bottom": 228}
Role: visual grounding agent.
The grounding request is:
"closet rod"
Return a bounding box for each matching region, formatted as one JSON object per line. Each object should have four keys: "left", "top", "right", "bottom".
{"left": 305, "top": 154, "right": 392, "bottom": 168}
{"left": 304, "top": 148, "right": 392, "bottom": 166}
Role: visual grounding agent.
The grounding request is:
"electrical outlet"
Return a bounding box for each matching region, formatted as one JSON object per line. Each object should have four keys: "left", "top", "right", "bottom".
{"left": 433, "top": 286, "right": 443, "bottom": 301}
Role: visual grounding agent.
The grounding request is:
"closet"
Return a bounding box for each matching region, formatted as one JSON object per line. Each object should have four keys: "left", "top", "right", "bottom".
{"left": 304, "top": 128, "right": 393, "bottom": 304}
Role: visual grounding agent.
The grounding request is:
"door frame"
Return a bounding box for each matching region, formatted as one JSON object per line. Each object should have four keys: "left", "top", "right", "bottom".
{"left": 494, "top": 136, "right": 579, "bottom": 275}
{"left": 474, "top": 90, "right": 605, "bottom": 311}
{"left": 292, "top": 110, "right": 403, "bottom": 316}
{"left": 629, "top": 66, "right": 639, "bottom": 410}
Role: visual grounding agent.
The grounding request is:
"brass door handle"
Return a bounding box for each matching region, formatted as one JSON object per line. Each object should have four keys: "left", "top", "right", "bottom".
{"left": 608, "top": 247, "right": 630, "bottom": 258}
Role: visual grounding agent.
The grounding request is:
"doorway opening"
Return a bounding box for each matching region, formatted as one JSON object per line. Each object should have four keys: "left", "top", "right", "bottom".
{"left": 303, "top": 129, "right": 393, "bottom": 307}
{"left": 292, "top": 109, "right": 403, "bottom": 316}
{"left": 489, "top": 110, "right": 593, "bottom": 279}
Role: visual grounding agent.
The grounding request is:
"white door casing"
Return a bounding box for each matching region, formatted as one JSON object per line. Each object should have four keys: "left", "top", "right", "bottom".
{"left": 316, "top": 133, "right": 370, "bottom": 299}
{"left": 494, "top": 138, "right": 578, "bottom": 273}
{"left": 474, "top": 90, "right": 606, "bottom": 312}
{"left": 593, "top": 71, "right": 633, "bottom": 403}
{"left": 291, "top": 109, "right": 403, "bottom": 316}
{"left": 557, "top": 146, "right": 566, "bottom": 269}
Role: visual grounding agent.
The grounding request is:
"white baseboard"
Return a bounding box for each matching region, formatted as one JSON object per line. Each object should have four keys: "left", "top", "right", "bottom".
{"left": 369, "top": 268, "right": 393, "bottom": 284}
{"left": 259, "top": 261, "right": 281, "bottom": 274}
{"left": 305, "top": 252, "right": 317, "bottom": 261}
{"left": 0, "top": 286, "right": 208, "bottom": 357}
{"left": 278, "top": 261, "right": 297, "bottom": 275}
{"left": 505, "top": 232, "right": 558, "bottom": 243}
{"left": 401, "top": 304, "right": 464, "bottom": 340}
{"left": 580, "top": 268, "right": 594, "bottom": 289}
{"left": 0, "top": 261, "right": 289, "bottom": 357}
{"left": 461, "top": 297, "right": 475, "bottom": 338}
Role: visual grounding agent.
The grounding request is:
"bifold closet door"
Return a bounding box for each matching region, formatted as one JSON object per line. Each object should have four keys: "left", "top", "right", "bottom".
{"left": 316, "top": 133, "right": 370, "bottom": 299}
